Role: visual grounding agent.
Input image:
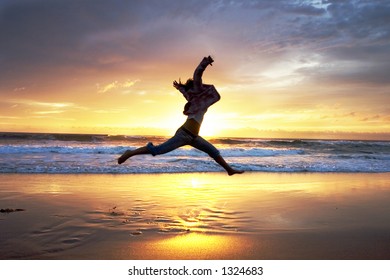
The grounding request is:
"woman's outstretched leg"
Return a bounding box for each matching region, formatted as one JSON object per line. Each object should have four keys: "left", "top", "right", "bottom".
{"left": 214, "top": 155, "right": 244, "bottom": 176}
{"left": 191, "top": 136, "right": 244, "bottom": 176}
{"left": 118, "top": 146, "right": 149, "bottom": 164}
{"left": 118, "top": 128, "right": 191, "bottom": 164}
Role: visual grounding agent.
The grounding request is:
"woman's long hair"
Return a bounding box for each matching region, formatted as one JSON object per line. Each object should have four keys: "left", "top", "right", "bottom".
{"left": 177, "top": 78, "right": 194, "bottom": 92}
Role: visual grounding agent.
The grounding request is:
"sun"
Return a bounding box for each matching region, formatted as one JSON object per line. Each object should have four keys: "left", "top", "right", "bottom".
{"left": 199, "top": 113, "right": 222, "bottom": 137}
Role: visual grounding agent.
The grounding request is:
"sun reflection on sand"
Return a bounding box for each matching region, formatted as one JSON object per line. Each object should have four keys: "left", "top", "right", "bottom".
{"left": 147, "top": 233, "right": 251, "bottom": 259}
{"left": 2, "top": 173, "right": 390, "bottom": 259}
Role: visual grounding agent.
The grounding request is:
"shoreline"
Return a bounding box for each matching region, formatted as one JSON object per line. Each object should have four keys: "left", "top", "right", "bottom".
{"left": 1, "top": 172, "right": 390, "bottom": 260}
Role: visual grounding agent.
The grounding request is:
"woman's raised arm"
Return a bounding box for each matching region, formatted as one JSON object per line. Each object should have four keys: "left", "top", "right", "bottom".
{"left": 193, "top": 56, "right": 214, "bottom": 92}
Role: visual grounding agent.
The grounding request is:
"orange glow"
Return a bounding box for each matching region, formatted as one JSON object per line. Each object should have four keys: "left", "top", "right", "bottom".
{"left": 1, "top": 1, "right": 390, "bottom": 141}
{"left": 1, "top": 72, "right": 389, "bottom": 140}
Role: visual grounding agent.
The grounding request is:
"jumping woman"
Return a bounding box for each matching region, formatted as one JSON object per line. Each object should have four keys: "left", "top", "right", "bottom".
{"left": 118, "top": 56, "right": 244, "bottom": 176}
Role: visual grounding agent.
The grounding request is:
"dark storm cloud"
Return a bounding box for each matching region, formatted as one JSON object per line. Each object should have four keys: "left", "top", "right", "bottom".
{"left": 0, "top": 1, "right": 139, "bottom": 71}
{"left": 245, "top": 0, "right": 326, "bottom": 16}
{"left": 300, "top": 1, "right": 390, "bottom": 85}
{"left": 1, "top": 0, "right": 390, "bottom": 89}
{"left": 0, "top": 0, "right": 219, "bottom": 88}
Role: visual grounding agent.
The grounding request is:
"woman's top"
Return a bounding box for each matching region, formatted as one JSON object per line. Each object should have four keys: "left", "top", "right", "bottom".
{"left": 181, "top": 84, "right": 220, "bottom": 123}
{"left": 177, "top": 57, "right": 221, "bottom": 129}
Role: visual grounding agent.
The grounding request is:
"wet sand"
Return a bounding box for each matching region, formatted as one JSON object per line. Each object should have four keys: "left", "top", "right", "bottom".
{"left": 1, "top": 172, "right": 390, "bottom": 259}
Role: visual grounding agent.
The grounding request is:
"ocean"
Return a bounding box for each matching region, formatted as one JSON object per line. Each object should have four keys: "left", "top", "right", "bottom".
{"left": 0, "top": 132, "right": 389, "bottom": 174}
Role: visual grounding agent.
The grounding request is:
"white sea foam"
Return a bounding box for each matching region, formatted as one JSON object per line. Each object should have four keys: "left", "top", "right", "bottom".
{"left": 1, "top": 133, "right": 389, "bottom": 173}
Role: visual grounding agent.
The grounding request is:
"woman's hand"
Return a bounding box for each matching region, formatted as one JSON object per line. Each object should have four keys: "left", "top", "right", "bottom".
{"left": 173, "top": 80, "right": 180, "bottom": 89}
{"left": 200, "top": 56, "right": 214, "bottom": 67}
{"left": 207, "top": 55, "right": 214, "bottom": 66}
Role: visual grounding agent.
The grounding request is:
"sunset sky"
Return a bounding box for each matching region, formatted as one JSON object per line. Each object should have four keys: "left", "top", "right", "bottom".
{"left": 1, "top": 0, "right": 389, "bottom": 139}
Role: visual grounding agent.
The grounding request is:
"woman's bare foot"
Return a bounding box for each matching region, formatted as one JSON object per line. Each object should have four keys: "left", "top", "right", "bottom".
{"left": 117, "top": 150, "right": 133, "bottom": 164}
{"left": 228, "top": 169, "right": 245, "bottom": 176}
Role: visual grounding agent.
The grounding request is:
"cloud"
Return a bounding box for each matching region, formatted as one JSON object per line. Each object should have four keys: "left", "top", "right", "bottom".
{"left": 33, "top": 101, "right": 74, "bottom": 108}
{"left": 33, "top": 110, "right": 65, "bottom": 115}
{"left": 2, "top": 99, "right": 87, "bottom": 113}
{"left": 0, "top": 0, "right": 224, "bottom": 95}
{"left": 7, "top": 99, "right": 75, "bottom": 108}
{"left": 2, "top": 0, "right": 389, "bottom": 88}
{"left": 227, "top": 1, "right": 390, "bottom": 87}
{"left": 96, "top": 79, "right": 140, "bottom": 93}
{"left": 13, "top": 87, "right": 26, "bottom": 92}
{"left": 0, "top": 0, "right": 389, "bottom": 137}
{"left": 0, "top": 115, "right": 20, "bottom": 119}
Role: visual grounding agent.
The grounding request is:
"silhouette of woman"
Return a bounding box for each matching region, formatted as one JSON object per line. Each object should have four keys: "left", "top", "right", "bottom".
{"left": 118, "top": 56, "right": 244, "bottom": 175}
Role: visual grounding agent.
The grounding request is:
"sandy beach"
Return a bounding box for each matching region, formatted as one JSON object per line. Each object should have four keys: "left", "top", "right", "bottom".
{"left": 1, "top": 172, "right": 390, "bottom": 260}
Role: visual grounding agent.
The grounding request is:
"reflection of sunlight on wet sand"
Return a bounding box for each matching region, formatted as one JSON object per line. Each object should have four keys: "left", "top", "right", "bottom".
{"left": 147, "top": 233, "right": 252, "bottom": 259}
{"left": 5, "top": 173, "right": 390, "bottom": 235}
{"left": 2, "top": 173, "right": 390, "bottom": 259}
